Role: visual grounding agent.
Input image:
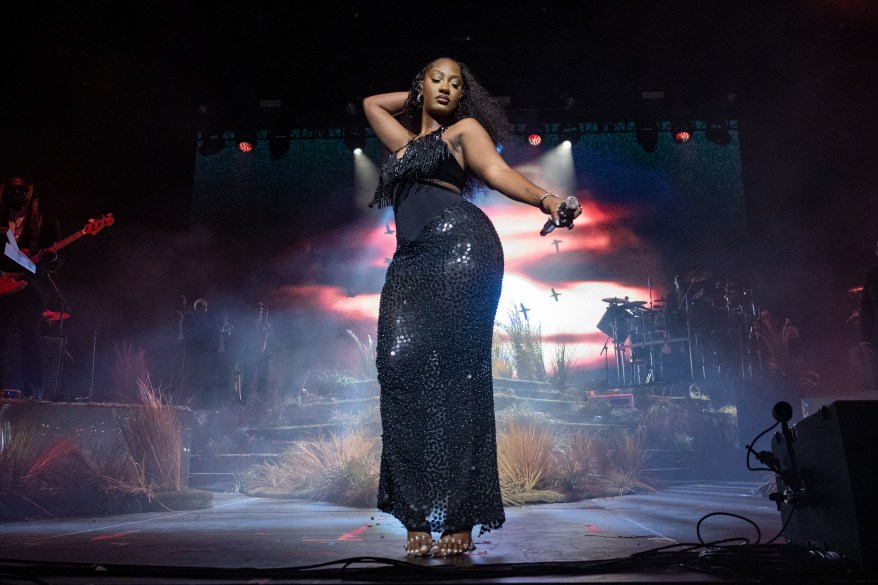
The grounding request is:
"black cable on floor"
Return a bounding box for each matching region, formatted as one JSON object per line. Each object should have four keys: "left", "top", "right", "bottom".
{"left": 0, "top": 542, "right": 858, "bottom": 584}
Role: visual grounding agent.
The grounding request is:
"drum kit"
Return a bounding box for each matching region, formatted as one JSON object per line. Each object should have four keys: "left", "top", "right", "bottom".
{"left": 597, "top": 271, "right": 763, "bottom": 386}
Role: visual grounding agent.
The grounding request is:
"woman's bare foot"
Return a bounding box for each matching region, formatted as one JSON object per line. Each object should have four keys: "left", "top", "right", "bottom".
{"left": 433, "top": 529, "right": 474, "bottom": 557}
{"left": 404, "top": 531, "right": 434, "bottom": 557}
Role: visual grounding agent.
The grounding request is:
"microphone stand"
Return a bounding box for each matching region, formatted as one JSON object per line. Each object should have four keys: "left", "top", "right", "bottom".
{"left": 46, "top": 270, "right": 73, "bottom": 334}
{"left": 45, "top": 271, "right": 74, "bottom": 398}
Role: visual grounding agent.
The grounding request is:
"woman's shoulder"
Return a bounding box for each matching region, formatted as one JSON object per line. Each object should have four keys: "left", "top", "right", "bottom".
{"left": 447, "top": 117, "right": 485, "bottom": 132}
{"left": 444, "top": 118, "right": 489, "bottom": 144}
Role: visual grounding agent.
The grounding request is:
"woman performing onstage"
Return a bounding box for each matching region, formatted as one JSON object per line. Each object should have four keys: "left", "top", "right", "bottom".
{"left": 364, "top": 57, "right": 581, "bottom": 557}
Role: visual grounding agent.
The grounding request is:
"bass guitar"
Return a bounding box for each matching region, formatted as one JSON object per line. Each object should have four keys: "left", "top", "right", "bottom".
{"left": 0, "top": 213, "right": 115, "bottom": 296}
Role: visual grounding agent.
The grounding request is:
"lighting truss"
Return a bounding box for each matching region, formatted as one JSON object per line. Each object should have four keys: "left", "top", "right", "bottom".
{"left": 196, "top": 121, "right": 738, "bottom": 154}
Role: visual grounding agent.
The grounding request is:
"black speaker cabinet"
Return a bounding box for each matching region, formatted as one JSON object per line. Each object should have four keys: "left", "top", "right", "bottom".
{"left": 2, "top": 333, "right": 66, "bottom": 398}
{"left": 771, "top": 400, "right": 878, "bottom": 570}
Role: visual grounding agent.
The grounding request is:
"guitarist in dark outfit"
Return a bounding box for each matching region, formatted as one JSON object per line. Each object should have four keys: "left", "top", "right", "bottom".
{"left": 0, "top": 174, "right": 62, "bottom": 399}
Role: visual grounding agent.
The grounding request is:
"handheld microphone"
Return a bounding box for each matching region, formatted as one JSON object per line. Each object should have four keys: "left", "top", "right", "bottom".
{"left": 540, "top": 196, "right": 579, "bottom": 236}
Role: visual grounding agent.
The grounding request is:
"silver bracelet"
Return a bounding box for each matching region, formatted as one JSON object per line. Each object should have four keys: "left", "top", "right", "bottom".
{"left": 539, "top": 192, "right": 559, "bottom": 212}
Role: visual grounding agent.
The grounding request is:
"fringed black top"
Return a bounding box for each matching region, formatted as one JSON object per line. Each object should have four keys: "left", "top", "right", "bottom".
{"left": 368, "top": 127, "right": 466, "bottom": 209}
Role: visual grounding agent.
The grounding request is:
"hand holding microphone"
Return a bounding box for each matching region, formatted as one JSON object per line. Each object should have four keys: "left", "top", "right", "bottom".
{"left": 540, "top": 194, "right": 580, "bottom": 236}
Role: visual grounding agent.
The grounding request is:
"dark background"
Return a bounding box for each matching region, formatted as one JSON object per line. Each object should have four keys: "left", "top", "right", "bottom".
{"left": 1, "top": 1, "right": 876, "bottom": 394}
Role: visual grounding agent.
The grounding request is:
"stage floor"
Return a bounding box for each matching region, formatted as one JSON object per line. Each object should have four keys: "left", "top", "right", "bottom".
{"left": 0, "top": 480, "right": 866, "bottom": 584}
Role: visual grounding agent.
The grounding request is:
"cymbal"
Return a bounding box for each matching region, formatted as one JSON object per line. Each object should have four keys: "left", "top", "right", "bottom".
{"left": 620, "top": 300, "right": 647, "bottom": 309}
{"left": 849, "top": 286, "right": 864, "bottom": 295}
{"left": 42, "top": 311, "right": 71, "bottom": 323}
{"left": 602, "top": 297, "right": 628, "bottom": 304}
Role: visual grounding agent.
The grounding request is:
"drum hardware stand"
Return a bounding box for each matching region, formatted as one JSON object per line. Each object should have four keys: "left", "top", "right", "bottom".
{"left": 646, "top": 276, "right": 656, "bottom": 384}
{"left": 643, "top": 334, "right": 657, "bottom": 384}
{"left": 749, "top": 290, "right": 764, "bottom": 375}
{"left": 598, "top": 299, "right": 631, "bottom": 387}
{"left": 681, "top": 294, "right": 699, "bottom": 380}
{"left": 745, "top": 276, "right": 766, "bottom": 376}
{"left": 600, "top": 334, "right": 612, "bottom": 387}
{"left": 644, "top": 276, "right": 657, "bottom": 385}
{"left": 234, "top": 362, "right": 242, "bottom": 402}
{"left": 728, "top": 286, "right": 763, "bottom": 379}
{"left": 747, "top": 310, "right": 764, "bottom": 377}
{"left": 642, "top": 308, "right": 660, "bottom": 385}
{"left": 675, "top": 275, "right": 704, "bottom": 380}
{"left": 612, "top": 321, "right": 627, "bottom": 387}
{"left": 737, "top": 315, "right": 748, "bottom": 378}
{"left": 628, "top": 310, "right": 657, "bottom": 386}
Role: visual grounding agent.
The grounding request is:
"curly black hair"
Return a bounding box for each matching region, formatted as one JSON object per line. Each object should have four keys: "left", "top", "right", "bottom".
{"left": 398, "top": 57, "right": 512, "bottom": 147}
{"left": 396, "top": 57, "right": 512, "bottom": 198}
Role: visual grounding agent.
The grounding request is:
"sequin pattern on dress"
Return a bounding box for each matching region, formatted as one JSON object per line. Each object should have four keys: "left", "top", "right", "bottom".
{"left": 375, "top": 198, "right": 506, "bottom": 536}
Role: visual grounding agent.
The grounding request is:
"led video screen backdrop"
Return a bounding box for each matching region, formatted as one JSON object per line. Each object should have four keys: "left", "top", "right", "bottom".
{"left": 192, "top": 126, "right": 745, "bottom": 386}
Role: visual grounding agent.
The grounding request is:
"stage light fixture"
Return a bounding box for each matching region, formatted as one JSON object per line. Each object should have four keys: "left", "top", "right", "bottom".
{"left": 523, "top": 124, "right": 545, "bottom": 147}
{"left": 268, "top": 128, "right": 290, "bottom": 160}
{"left": 199, "top": 131, "right": 225, "bottom": 156}
{"left": 345, "top": 99, "right": 362, "bottom": 117}
{"left": 559, "top": 91, "right": 577, "bottom": 110}
{"left": 344, "top": 126, "right": 366, "bottom": 154}
{"left": 671, "top": 120, "right": 694, "bottom": 144}
{"left": 635, "top": 120, "right": 658, "bottom": 153}
{"left": 706, "top": 119, "right": 732, "bottom": 145}
{"left": 235, "top": 130, "right": 257, "bottom": 153}
{"left": 559, "top": 123, "right": 581, "bottom": 146}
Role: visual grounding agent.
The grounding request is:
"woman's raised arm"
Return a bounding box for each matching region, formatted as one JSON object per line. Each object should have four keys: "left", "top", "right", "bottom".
{"left": 363, "top": 92, "right": 412, "bottom": 153}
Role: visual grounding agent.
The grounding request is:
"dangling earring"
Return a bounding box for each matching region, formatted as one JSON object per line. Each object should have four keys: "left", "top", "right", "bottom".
{"left": 416, "top": 91, "right": 423, "bottom": 105}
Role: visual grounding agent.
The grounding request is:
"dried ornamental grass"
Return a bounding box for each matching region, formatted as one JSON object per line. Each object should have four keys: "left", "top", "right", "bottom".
{"left": 111, "top": 341, "right": 151, "bottom": 403}
{"left": 599, "top": 430, "right": 656, "bottom": 496}
{"left": 0, "top": 416, "right": 107, "bottom": 519}
{"left": 347, "top": 329, "right": 378, "bottom": 380}
{"left": 491, "top": 322, "right": 515, "bottom": 378}
{"left": 548, "top": 339, "right": 579, "bottom": 393}
{"left": 502, "top": 304, "right": 546, "bottom": 381}
{"left": 116, "top": 378, "right": 184, "bottom": 493}
{"left": 496, "top": 420, "right": 554, "bottom": 502}
{"left": 247, "top": 429, "right": 380, "bottom": 507}
{"left": 550, "top": 431, "right": 606, "bottom": 501}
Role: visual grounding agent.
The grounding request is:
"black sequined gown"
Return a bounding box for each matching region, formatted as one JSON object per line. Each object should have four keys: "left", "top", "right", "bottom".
{"left": 370, "top": 127, "right": 506, "bottom": 536}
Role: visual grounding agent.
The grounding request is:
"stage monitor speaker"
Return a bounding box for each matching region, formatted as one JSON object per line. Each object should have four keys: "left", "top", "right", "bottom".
{"left": 771, "top": 400, "right": 878, "bottom": 571}
{"left": 40, "top": 336, "right": 66, "bottom": 397}
{"left": 2, "top": 333, "right": 66, "bottom": 399}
